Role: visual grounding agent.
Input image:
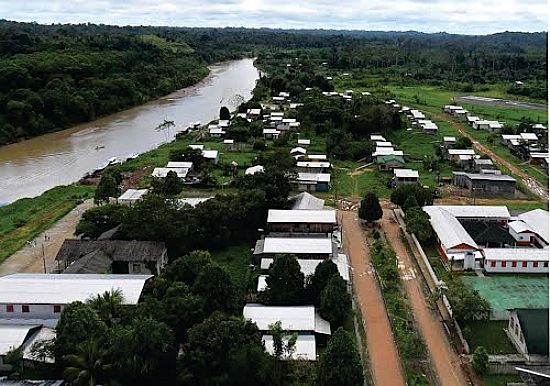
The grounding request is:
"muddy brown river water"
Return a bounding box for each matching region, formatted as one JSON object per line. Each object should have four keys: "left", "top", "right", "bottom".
{"left": 0, "top": 58, "right": 259, "bottom": 204}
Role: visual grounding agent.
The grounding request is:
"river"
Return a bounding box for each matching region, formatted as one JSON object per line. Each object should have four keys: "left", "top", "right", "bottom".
{"left": 0, "top": 58, "right": 260, "bottom": 204}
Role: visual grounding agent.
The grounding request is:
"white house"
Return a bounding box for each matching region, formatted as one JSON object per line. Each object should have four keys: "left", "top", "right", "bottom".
{"left": 152, "top": 167, "right": 190, "bottom": 178}
{"left": 483, "top": 248, "right": 548, "bottom": 273}
{"left": 296, "top": 161, "right": 331, "bottom": 174}
{"left": 517, "top": 209, "right": 549, "bottom": 247}
{"left": 295, "top": 173, "right": 331, "bottom": 192}
{"left": 297, "top": 139, "right": 311, "bottom": 147}
{"left": 245, "top": 165, "right": 265, "bottom": 175}
{"left": 394, "top": 169, "right": 419, "bottom": 187}
{"left": 117, "top": 189, "right": 148, "bottom": 206}
{"left": 0, "top": 274, "right": 152, "bottom": 324}
{"left": 474, "top": 120, "right": 504, "bottom": 132}
{"left": 266, "top": 209, "right": 336, "bottom": 234}
{"left": 370, "top": 135, "right": 386, "bottom": 142}
{"left": 253, "top": 237, "right": 334, "bottom": 259}
{"left": 202, "top": 149, "right": 219, "bottom": 164}
{"left": 263, "top": 128, "right": 281, "bottom": 140}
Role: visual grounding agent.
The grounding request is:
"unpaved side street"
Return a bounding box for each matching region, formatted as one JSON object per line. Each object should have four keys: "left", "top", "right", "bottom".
{"left": 341, "top": 210, "right": 406, "bottom": 386}
{"left": 0, "top": 199, "right": 93, "bottom": 275}
{"left": 380, "top": 206, "right": 469, "bottom": 386}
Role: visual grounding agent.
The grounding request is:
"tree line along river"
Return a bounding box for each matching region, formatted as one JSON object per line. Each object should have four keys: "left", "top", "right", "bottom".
{"left": 0, "top": 58, "right": 260, "bottom": 205}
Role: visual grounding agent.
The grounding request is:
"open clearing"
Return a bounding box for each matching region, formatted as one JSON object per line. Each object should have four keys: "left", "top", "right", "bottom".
{"left": 455, "top": 95, "right": 547, "bottom": 110}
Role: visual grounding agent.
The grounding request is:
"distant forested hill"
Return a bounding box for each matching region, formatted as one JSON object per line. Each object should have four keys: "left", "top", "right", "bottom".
{"left": 0, "top": 20, "right": 546, "bottom": 145}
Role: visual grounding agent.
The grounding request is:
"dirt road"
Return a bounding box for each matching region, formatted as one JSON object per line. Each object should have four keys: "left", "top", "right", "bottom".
{"left": 431, "top": 110, "right": 548, "bottom": 200}
{"left": 340, "top": 210, "right": 406, "bottom": 386}
{"left": 0, "top": 199, "right": 93, "bottom": 275}
{"left": 380, "top": 207, "right": 468, "bottom": 386}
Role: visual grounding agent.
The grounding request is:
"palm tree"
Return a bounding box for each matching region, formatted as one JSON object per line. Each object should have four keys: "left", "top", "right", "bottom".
{"left": 64, "top": 340, "right": 111, "bottom": 386}
{"left": 87, "top": 289, "right": 124, "bottom": 326}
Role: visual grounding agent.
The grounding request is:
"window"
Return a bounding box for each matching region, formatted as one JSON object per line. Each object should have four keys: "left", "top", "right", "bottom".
{"left": 491, "top": 261, "right": 496, "bottom": 267}
{"left": 21, "top": 305, "right": 30, "bottom": 313}
{"left": 522, "top": 261, "right": 528, "bottom": 268}
{"left": 132, "top": 263, "right": 142, "bottom": 273}
{"left": 53, "top": 305, "right": 61, "bottom": 313}
{"left": 533, "top": 262, "right": 539, "bottom": 268}
{"left": 544, "top": 262, "right": 549, "bottom": 268}
{"left": 512, "top": 261, "right": 517, "bottom": 268}
{"left": 6, "top": 304, "right": 13, "bottom": 313}
{"left": 501, "top": 261, "right": 507, "bottom": 267}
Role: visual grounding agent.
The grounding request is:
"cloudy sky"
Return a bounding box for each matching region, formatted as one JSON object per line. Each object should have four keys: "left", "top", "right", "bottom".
{"left": 1, "top": 0, "right": 547, "bottom": 35}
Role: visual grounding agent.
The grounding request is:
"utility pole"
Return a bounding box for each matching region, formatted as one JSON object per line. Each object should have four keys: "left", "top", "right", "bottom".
{"left": 42, "top": 240, "right": 47, "bottom": 273}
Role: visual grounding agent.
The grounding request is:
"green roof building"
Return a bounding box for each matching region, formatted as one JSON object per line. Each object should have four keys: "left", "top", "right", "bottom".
{"left": 508, "top": 308, "right": 549, "bottom": 356}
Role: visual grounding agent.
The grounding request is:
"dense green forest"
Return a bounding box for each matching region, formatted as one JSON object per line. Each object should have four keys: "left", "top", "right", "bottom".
{"left": 0, "top": 20, "right": 546, "bottom": 145}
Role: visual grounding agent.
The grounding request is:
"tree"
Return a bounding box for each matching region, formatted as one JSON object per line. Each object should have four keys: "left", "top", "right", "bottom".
{"left": 320, "top": 275, "right": 351, "bottom": 328}
{"left": 307, "top": 259, "right": 338, "bottom": 306}
{"left": 162, "top": 250, "right": 213, "bottom": 286}
{"left": 111, "top": 317, "right": 176, "bottom": 385}
{"left": 163, "top": 170, "right": 184, "bottom": 196}
{"left": 446, "top": 278, "right": 491, "bottom": 323}
{"left": 268, "top": 321, "right": 297, "bottom": 360}
{"left": 94, "top": 174, "right": 120, "bottom": 204}
{"left": 318, "top": 328, "right": 363, "bottom": 386}
{"left": 179, "top": 313, "right": 275, "bottom": 386}
{"left": 405, "top": 207, "right": 433, "bottom": 241}
{"left": 358, "top": 191, "right": 383, "bottom": 223}
{"left": 265, "top": 255, "right": 305, "bottom": 305}
{"left": 170, "top": 147, "right": 206, "bottom": 171}
{"left": 4, "top": 347, "right": 24, "bottom": 376}
{"left": 86, "top": 289, "right": 124, "bottom": 327}
{"left": 472, "top": 346, "right": 489, "bottom": 374}
{"left": 402, "top": 194, "right": 419, "bottom": 213}
{"left": 55, "top": 302, "right": 107, "bottom": 360}
{"left": 391, "top": 184, "right": 434, "bottom": 208}
{"left": 456, "top": 135, "right": 472, "bottom": 149}
{"left": 220, "top": 106, "right": 231, "bottom": 120}
{"left": 75, "top": 204, "right": 129, "bottom": 239}
{"left": 63, "top": 340, "right": 111, "bottom": 386}
{"left": 192, "top": 264, "right": 238, "bottom": 314}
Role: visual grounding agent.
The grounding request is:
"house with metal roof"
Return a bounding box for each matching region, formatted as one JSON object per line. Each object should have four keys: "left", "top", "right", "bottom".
{"left": 117, "top": 189, "right": 148, "bottom": 206}
{"left": 295, "top": 173, "right": 331, "bottom": 192}
{"left": 0, "top": 274, "right": 152, "bottom": 324}
{"left": 483, "top": 249, "right": 549, "bottom": 274}
{"left": 267, "top": 209, "right": 336, "bottom": 234}
{"left": 56, "top": 239, "right": 168, "bottom": 275}
{"left": 507, "top": 309, "right": 549, "bottom": 358}
{"left": 376, "top": 154, "right": 406, "bottom": 171}
{"left": 452, "top": 172, "right": 516, "bottom": 197}
{"left": 288, "top": 192, "right": 325, "bottom": 210}
{"left": 393, "top": 168, "right": 419, "bottom": 187}
{"left": 517, "top": 209, "right": 549, "bottom": 247}
{"left": 263, "top": 334, "right": 317, "bottom": 361}
{"left": 253, "top": 237, "right": 334, "bottom": 259}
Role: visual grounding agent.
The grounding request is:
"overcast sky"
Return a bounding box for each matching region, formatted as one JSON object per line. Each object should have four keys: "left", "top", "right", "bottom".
{"left": 1, "top": 0, "right": 547, "bottom": 35}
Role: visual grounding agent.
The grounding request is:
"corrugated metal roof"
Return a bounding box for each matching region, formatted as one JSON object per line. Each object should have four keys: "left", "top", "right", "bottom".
{"left": 152, "top": 167, "right": 189, "bottom": 178}
{"left": 118, "top": 189, "right": 148, "bottom": 201}
{"left": 296, "top": 161, "right": 331, "bottom": 168}
{"left": 431, "top": 205, "right": 511, "bottom": 219}
{"left": 260, "top": 237, "right": 333, "bottom": 254}
{"left": 394, "top": 168, "right": 419, "bottom": 178}
{"left": 260, "top": 258, "right": 324, "bottom": 277}
{"left": 289, "top": 192, "right": 325, "bottom": 210}
{"left": 243, "top": 304, "right": 331, "bottom": 334}
{"left": 423, "top": 206, "right": 478, "bottom": 250}
{"left": 263, "top": 334, "right": 317, "bottom": 361}
{"left": 448, "top": 149, "right": 476, "bottom": 155}
{"left": 166, "top": 161, "right": 193, "bottom": 169}
{"left": 267, "top": 209, "right": 336, "bottom": 224}
{"left": 519, "top": 209, "right": 549, "bottom": 244}
{"left": 508, "top": 220, "right": 533, "bottom": 234}
{"left": 0, "top": 274, "right": 152, "bottom": 305}
{"left": 245, "top": 165, "right": 264, "bottom": 175}
{"left": 0, "top": 325, "right": 40, "bottom": 355}
{"left": 483, "top": 248, "right": 549, "bottom": 262}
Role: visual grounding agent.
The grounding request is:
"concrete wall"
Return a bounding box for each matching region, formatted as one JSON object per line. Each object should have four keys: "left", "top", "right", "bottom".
{"left": 0, "top": 303, "right": 62, "bottom": 320}
{"left": 484, "top": 259, "right": 548, "bottom": 274}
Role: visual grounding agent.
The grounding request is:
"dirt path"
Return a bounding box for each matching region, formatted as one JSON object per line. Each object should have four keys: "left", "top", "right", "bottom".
{"left": 340, "top": 210, "right": 406, "bottom": 386}
{"left": 379, "top": 206, "right": 468, "bottom": 386}
{"left": 0, "top": 199, "right": 93, "bottom": 275}
{"left": 431, "top": 110, "right": 548, "bottom": 200}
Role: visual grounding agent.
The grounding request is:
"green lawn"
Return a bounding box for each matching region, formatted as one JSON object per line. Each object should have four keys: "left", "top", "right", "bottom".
{"left": 210, "top": 243, "right": 256, "bottom": 296}
{"left": 480, "top": 374, "right": 522, "bottom": 386}
{"left": 0, "top": 185, "right": 95, "bottom": 262}
{"left": 461, "top": 321, "right": 516, "bottom": 354}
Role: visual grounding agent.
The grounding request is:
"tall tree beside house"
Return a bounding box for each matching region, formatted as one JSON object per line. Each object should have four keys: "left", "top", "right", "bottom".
{"left": 74, "top": 204, "right": 129, "bottom": 239}
{"left": 268, "top": 321, "right": 297, "bottom": 360}
{"left": 456, "top": 135, "right": 473, "bottom": 149}
{"left": 402, "top": 195, "right": 419, "bottom": 213}
{"left": 472, "top": 346, "right": 489, "bottom": 374}
{"left": 220, "top": 106, "right": 231, "bottom": 121}
{"left": 319, "top": 275, "right": 351, "bottom": 328}
{"left": 307, "top": 259, "right": 339, "bottom": 307}
{"left": 94, "top": 174, "right": 120, "bottom": 205}
{"left": 192, "top": 264, "right": 238, "bottom": 314}
{"left": 163, "top": 170, "right": 184, "bottom": 196}
{"left": 63, "top": 340, "right": 111, "bottom": 386}
{"left": 390, "top": 185, "right": 434, "bottom": 208}
{"left": 318, "top": 328, "right": 364, "bottom": 386}
{"left": 86, "top": 289, "right": 124, "bottom": 327}
{"left": 265, "top": 255, "right": 305, "bottom": 305}
{"left": 55, "top": 302, "right": 108, "bottom": 361}
{"left": 404, "top": 208, "right": 433, "bottom": 241}
{"left": 358, "top": 191, "right": 383, "bottom": 223}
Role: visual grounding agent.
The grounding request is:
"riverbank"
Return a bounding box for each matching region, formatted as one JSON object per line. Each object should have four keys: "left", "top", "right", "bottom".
{"left": 0, "top": 185, "right": 94, "bottom": 263}
{"left": 0, "top": 58, "right": 259, "bottom": 204}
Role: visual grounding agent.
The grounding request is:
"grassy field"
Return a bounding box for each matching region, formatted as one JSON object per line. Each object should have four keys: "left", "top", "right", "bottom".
{"left": 480, "top": 374, "right": 522, "bottom": 386}
{"left": 461, "top": 320, "right": 516, "bottom": 354}
{"left": 0, "top": 185, "right": 95, "bottom": 262}
{"left": 210, "top": 243, "right": 256, "bottom": 297}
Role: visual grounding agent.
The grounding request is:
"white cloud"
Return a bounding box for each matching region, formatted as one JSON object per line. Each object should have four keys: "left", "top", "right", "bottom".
{"left": 0, "top": 0, "right": 547, "bottom": 34}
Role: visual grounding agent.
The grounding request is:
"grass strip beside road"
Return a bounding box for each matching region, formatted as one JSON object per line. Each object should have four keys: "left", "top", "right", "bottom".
{"left": 0, "top": 185, "right": 94, "bottom": 262}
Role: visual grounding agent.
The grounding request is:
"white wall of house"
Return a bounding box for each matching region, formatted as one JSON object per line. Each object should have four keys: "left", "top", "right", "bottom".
{"left": 0, "top": 303, "right": 63, "bottom": 320}
{"left": 508, "top": 228, "right": 534, "bottom": 244}
{"left": 507, "top": 312, "right": 528, "bottom": 355}
{"left": 484, "top": 259, "right": 548, "bottom": 274}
